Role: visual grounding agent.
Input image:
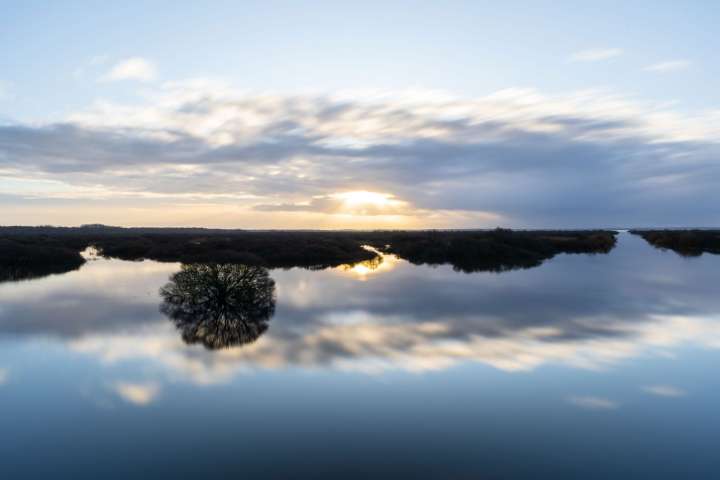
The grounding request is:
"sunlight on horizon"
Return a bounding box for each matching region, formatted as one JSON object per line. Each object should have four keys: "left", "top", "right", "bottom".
{"left": 332, "top": 191, "right": 397, "bottom": 207}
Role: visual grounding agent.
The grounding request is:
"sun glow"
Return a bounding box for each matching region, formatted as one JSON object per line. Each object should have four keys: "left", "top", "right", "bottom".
{"left": 332, "top": 191, "right": 399, "bottom": 208}
{"left": 327, "top": 190, "right": 410, "bottom": 217}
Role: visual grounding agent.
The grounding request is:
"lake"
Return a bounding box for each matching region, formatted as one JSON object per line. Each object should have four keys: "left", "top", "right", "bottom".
{"left": 1, "top": 232, "right": 719, "bottom": 479}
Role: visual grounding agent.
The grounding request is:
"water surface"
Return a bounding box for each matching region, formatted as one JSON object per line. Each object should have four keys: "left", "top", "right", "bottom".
{"left": 1, "top": 233, "right": 719, "bottom": 478}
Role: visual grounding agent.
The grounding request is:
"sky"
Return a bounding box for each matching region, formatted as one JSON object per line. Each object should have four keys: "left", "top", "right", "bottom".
{"left": 1, "top": 0, "right": 719, "bottom": 228}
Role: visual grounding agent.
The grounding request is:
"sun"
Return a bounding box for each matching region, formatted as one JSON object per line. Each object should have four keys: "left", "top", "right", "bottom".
{"left": 332, "top": 190, "right": 396, "bottom": 208}
{"left": 324, "top": 190, "right": 412, "bottom": 220}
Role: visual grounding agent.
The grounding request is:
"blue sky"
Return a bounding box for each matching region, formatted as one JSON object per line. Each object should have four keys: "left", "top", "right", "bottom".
{"left": 3, "top": 0, "right": 718, "bottom": 118}
{"left": 1, "top": 1, "right": 719, "bottom": 227}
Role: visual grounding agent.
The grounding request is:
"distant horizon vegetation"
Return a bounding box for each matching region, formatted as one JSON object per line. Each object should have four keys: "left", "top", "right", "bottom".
{"left": 3, "top": 223, "right": 720, "bottom": 232}
{"left": 0, "top": 226, "right": 617, "bottom": 281}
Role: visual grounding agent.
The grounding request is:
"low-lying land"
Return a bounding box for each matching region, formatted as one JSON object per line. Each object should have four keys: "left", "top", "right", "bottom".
{"left": 0, "top": 226, "right": 618, "bottom": 281}
{"left": 0, "top": 238, "right": 86, "bottom": 282}
{"left": 631, "top": 229, "right": 720, "bottom": 256}
{"left": 363, "top": 229, "right": 617, "bottom": 272}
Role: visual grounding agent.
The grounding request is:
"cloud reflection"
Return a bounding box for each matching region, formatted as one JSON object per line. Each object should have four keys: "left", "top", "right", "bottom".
{"left": 567, "top": 396, "right": 619, "bottom": 410}
{"left": 642, "top": 385, "right": 687, "bottom": 397}
{"left": 65, "top": 312, "right": 720, "bottom": 384}
{"left": 112, "top": 381, "right": 161, "bottom": 405}
{"left": 3, "top": 234, "right": 720, "bottom": 385}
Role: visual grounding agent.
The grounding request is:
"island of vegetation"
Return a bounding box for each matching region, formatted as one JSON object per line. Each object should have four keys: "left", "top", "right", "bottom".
{"left": 0, "top": 225, "right": 618, "bottom": 281}
{"left": 363, "top": 229, "right": 616, "bottom": 272}
{"left": 631, "top": 229, "right": 720, "bottom": 256}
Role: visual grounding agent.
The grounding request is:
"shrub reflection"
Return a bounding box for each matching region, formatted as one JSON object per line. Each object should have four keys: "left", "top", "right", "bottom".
{"left": 160, "top": 264, "right": 276, "bottom": 350}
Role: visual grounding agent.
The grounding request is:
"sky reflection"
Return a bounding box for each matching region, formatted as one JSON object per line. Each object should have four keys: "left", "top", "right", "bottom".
{"left": 2, "top": 232, "right": 720, "bottom": 479}
{"left": 1, "top": 233, "right": 720, "bottom": 386}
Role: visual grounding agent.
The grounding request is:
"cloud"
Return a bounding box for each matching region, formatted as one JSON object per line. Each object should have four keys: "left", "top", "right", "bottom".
{"left": 642, "top": 385, "right": 687, "bottom": 397}
{"left": 569, "top": 48, "right": 623, "bottom": 62}
{"left": 101, "top": 57, "right": 157, "bottom": 82}
{"left": 644, "top": 60, "right": 691, "bottom": 72}
{"left": 0, "top": 368, "right": 7, "bottom": 385}
{"left": 112, "top": 381, "right": 160, "bottom": 405}
{"left": 1, "top": 84, "right": 720, "bottom": 227}
{"left": 567, "top": 396, "right": 618, "bottom": 410}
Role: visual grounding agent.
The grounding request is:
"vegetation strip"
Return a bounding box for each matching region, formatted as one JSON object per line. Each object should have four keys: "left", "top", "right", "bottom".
{"left": 0, "top": 226, "right": 618, "bottom": 281}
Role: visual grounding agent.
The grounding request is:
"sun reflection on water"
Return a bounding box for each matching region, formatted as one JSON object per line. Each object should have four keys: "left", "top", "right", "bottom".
{"left": 337, "top": 246, "right": 401, "bottom": 280}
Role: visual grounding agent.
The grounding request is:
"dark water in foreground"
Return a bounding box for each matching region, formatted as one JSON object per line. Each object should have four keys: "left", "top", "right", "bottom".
{"left": 1, "top": 233, "right": 719, "bottom": 479}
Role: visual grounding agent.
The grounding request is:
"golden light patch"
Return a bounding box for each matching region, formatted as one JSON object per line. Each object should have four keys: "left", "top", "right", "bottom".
{"left": 332, "top": 190, "right": 395, "bottom": 206}
{"left": 329, "top": 190, "right": 410, "bottom": 216}
{"left": 337, "top": 247, "right": 401, "bottom": 280}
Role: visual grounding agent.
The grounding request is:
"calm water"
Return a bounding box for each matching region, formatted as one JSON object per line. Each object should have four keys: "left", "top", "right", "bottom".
{"left": 1, "top": 233, "right": 719, "bottom": 479}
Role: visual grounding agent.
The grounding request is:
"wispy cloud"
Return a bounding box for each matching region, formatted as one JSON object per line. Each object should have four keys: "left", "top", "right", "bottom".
{"left": 112, "top": 381, "right": 160, "bottom": 405}
{"left": 642, "top": 385, "right": 687, "bottom": 397}
{"left": 644, "top": 60, "right": 691, "bottom": 72}
{"left": 567, "top": 396, "right": 619, "bottom": 410}
{"left": 101, "top": 57, "right": 157, "bottom": 82}
{"left": 569, "top": 48, "right": 623, "bottom": 62}
{"left": 0, "top": 368, "right": 7, "bottom": 385}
